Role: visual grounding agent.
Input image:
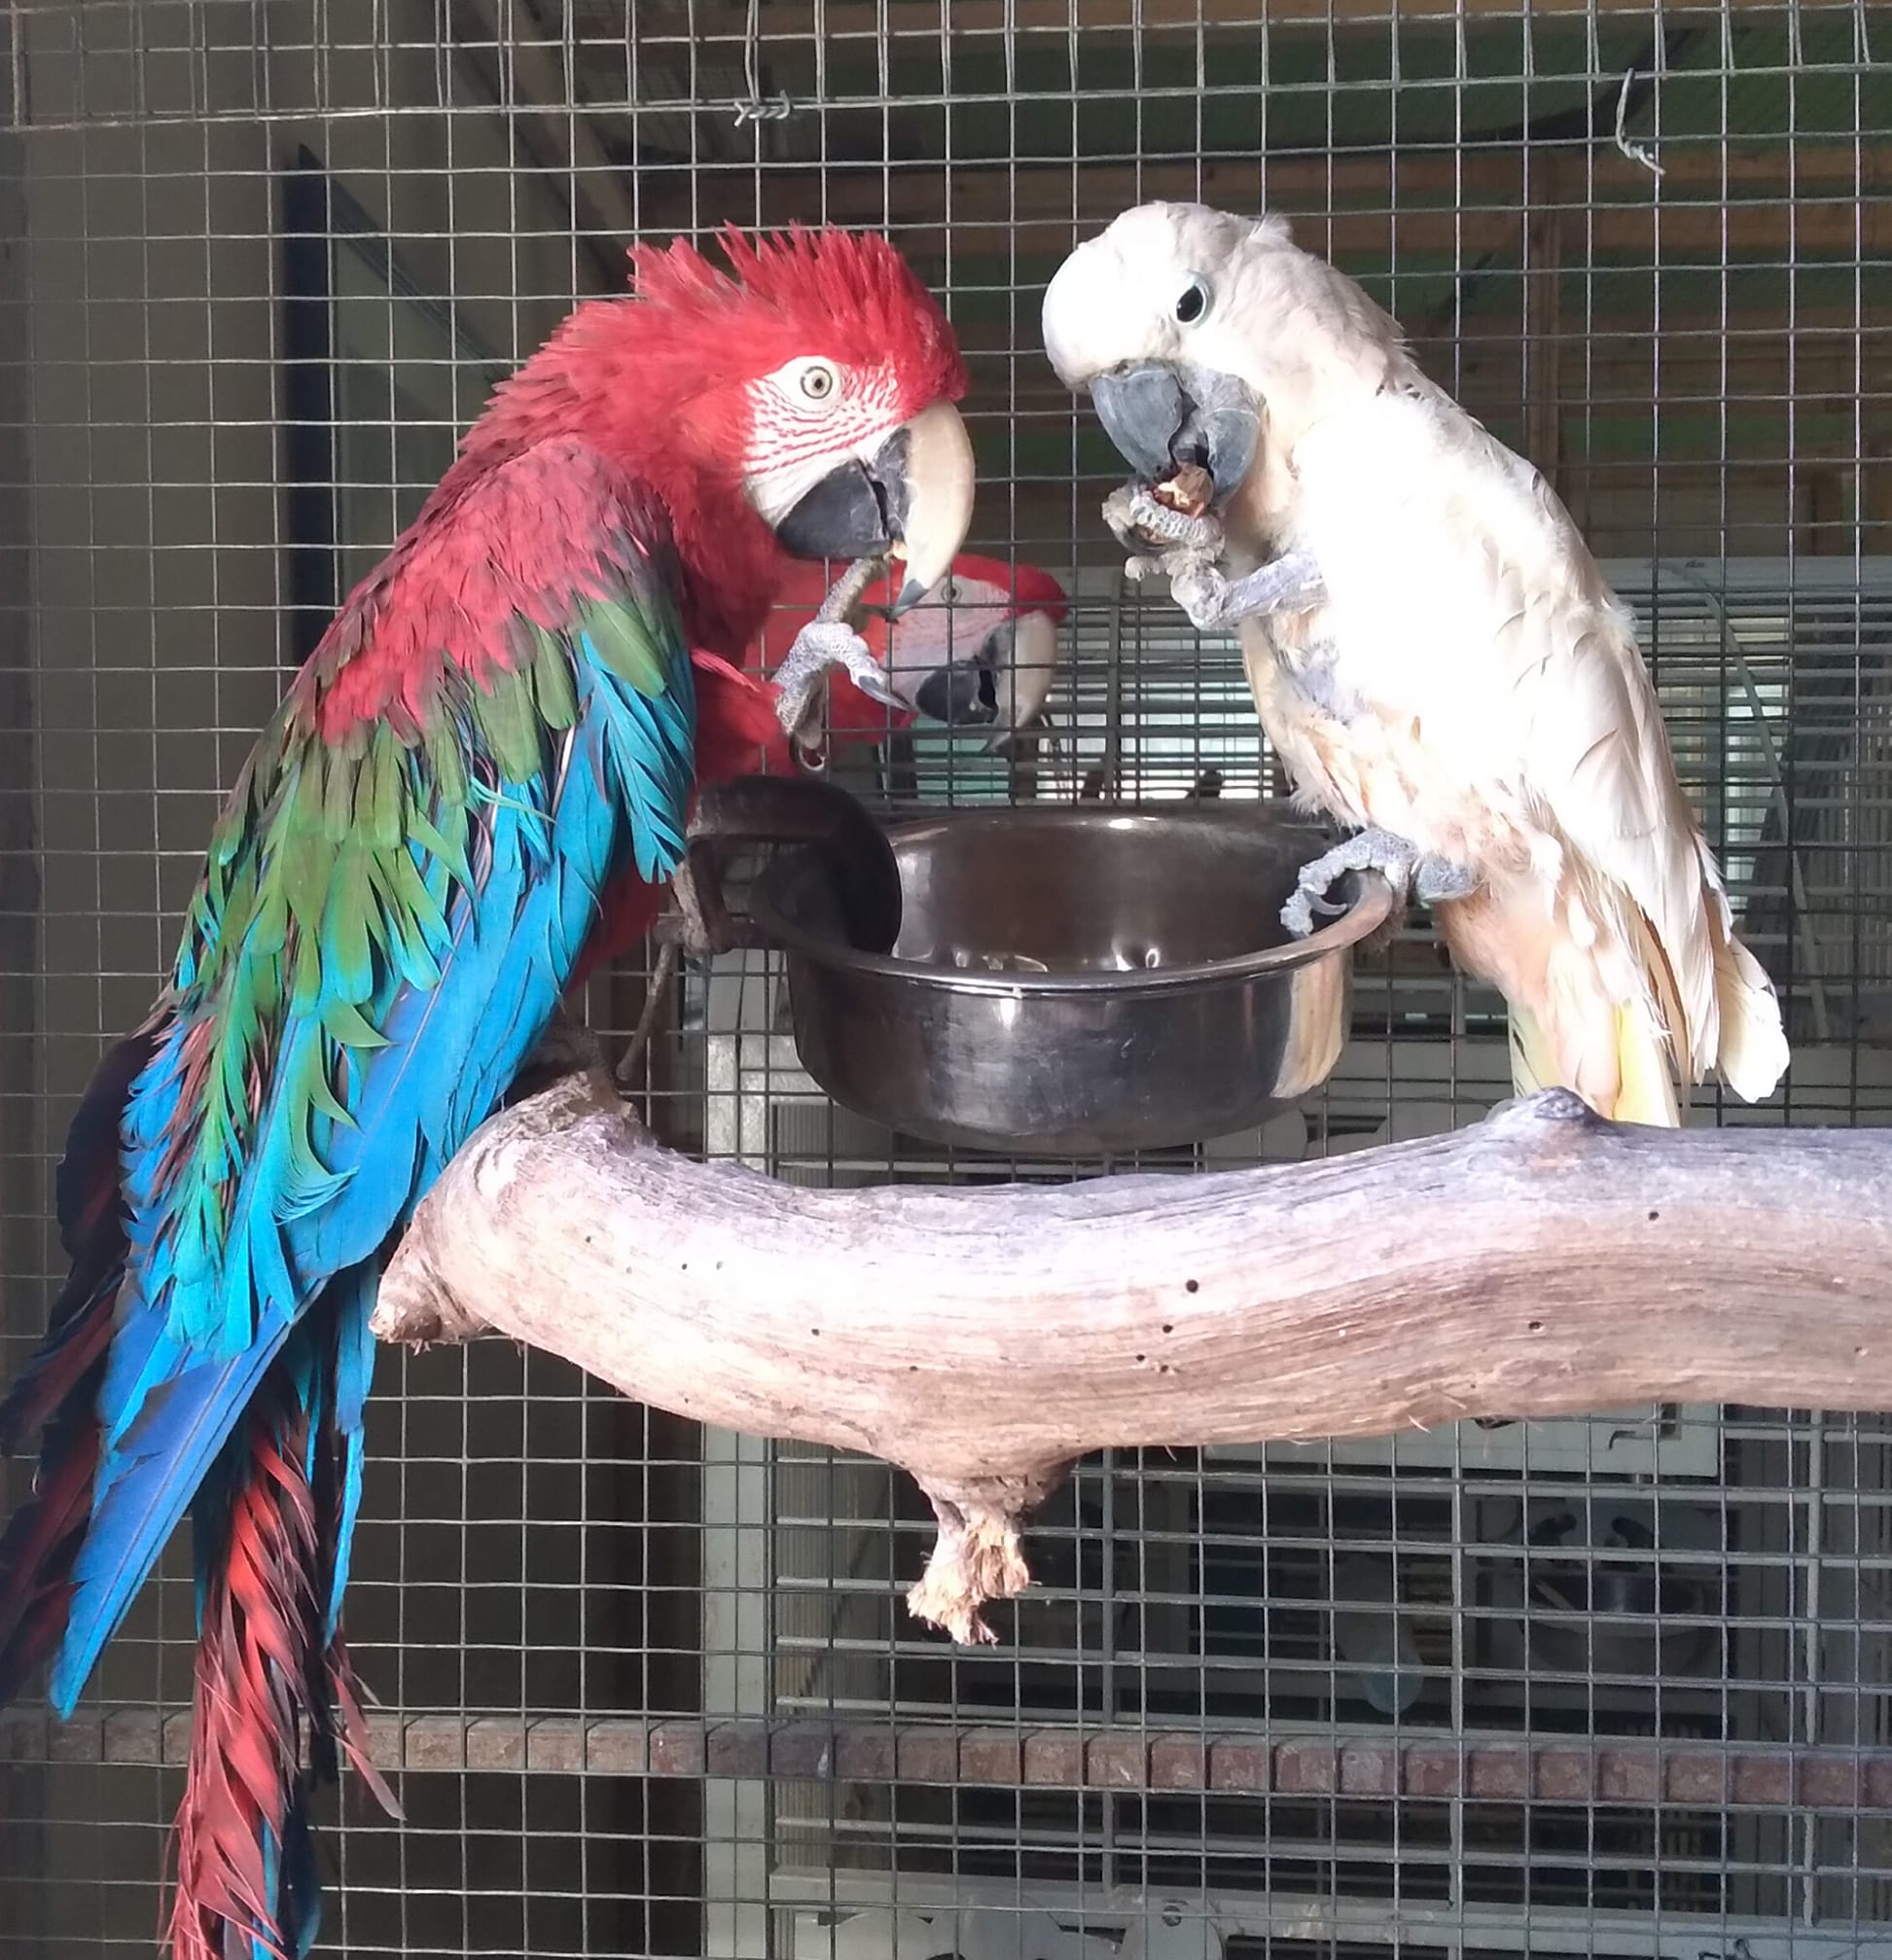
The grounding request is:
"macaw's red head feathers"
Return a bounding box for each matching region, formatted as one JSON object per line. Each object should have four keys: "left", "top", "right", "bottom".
{"left": 946, "top": 552, "right": 1069, "bottom": 625}
{"left": 477, "top": 226, "right": 976, "bottom": 630}
{"left": 628, "top": 226, "right": 967, "bottom": 423}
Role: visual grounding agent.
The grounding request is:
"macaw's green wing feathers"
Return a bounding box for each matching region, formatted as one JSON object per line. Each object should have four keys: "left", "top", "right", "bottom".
{"left": 1, "top": 438, "right": 697, "bottom": 1960}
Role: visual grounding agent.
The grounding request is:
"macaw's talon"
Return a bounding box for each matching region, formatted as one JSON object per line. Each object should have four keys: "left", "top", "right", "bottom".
{"left": 770, "top": 619, "right": 905, "bottom": 742}
{"left": 1280, "top": 826, "right": 1478, "bottom": 941}
{"left": 1171, "top": 549, "right": 1328, "bottom": 634}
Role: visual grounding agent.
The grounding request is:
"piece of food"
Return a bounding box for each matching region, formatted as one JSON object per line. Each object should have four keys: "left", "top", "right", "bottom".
{"left": 1150, "top": 462, "right": 1214, "bottom": 517}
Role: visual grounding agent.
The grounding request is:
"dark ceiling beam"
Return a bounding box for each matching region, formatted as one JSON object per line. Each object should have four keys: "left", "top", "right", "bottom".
{"left": 455, "top": 0, "right": 636, "bottom": 286}
{"left": 653, "top": 0, "right": 1821, "bottom": 35}
{"left": 627, "top": 145, "right": 1888, "bottom": 262}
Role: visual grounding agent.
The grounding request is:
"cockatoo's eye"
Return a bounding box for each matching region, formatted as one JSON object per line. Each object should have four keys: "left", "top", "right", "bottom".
{"left": 772, "top": 357, "right": 844, "bottom": 408}
{"left": 1174, "top": 277, "right": 1212, "bottom": 326}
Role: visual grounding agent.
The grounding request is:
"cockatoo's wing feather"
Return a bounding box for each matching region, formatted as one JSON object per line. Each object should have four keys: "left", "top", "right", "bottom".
{"left": 1290, "top": 381, "right": 1783, "bottom": 1100}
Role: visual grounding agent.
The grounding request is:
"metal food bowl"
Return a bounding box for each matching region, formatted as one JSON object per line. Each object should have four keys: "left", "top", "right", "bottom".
{"left": 748, "top": 803, "right": 1395, "bottom": 1155}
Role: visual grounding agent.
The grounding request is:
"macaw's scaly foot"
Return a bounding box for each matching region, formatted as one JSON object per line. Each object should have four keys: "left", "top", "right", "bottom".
{"left": 1168, "top": 550, "right": 1327, "bottom": 633}
{"left": 1280, "top": 826, "right": 1478, "bottom": 939}
{"left": 669, "top": 842, "right": 743, "bottom": 959}
{"left": 770, "top": 620, "right": 905, "bottom": 743}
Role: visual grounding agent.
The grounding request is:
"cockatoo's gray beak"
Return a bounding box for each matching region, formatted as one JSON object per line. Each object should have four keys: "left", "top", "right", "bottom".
{"left": 1088, "top": 360, "right": 1260, "bottom": 504}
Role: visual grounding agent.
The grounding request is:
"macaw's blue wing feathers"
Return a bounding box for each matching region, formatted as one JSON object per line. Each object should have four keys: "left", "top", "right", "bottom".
{"left": 0, "top": 439, "right": 696, "bottom": 1960}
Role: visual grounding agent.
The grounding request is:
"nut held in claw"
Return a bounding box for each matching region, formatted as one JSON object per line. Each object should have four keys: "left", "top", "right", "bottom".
{"left": 1151, "top": 462, "right": 1215, "bottom": 519}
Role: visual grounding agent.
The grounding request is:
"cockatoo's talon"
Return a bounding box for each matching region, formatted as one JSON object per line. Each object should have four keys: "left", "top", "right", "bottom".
{"left": 1104, "top": 482, "right": 1225, "bottom": 558}
{"left": 1281, "top": 826, "right": 1476, "bottom": 938}
{"left": 1412, "top": 855, "right": 1480, "bottom": 906}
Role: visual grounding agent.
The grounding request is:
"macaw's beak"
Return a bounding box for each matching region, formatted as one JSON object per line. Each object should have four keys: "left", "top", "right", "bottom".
{"left": 1088, "top": 360, "right": 1260, "bottom": 505}
{"left": 913, "top": 654, "right": 1000, "bottom": 730}
{"left": 772, "top": 401, "right": 976, "bottom": 614}
{"left": 910, "top": 612, "right": 1057, "bottom": 755}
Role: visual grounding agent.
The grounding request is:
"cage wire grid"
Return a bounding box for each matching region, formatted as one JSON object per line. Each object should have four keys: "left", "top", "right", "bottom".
{"left": 0, "top": 0, "right": 1888, "bottom": 1955}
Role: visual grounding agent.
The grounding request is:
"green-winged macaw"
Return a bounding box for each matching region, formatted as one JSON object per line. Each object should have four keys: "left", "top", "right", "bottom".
{"left": 0, "top": 224, "right": 974, "bottom": 1958}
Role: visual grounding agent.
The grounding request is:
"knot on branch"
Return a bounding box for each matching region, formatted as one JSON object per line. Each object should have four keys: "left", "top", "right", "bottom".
{"left": 908, "top": 1496, "right": 1034, "bottom": 1646}
{"left": 905, "top": 1470, "right": 1072, "bottom": 1644}
{"left": 1481, "top": 1087, "right": 1608, "bottom": 1135}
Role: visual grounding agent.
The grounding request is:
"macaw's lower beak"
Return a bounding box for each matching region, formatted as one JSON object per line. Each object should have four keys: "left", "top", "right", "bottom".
{"left": 909, "top": 612, "right": 1060, "bottom": 756}
{"left": 772, "top": 401, "right": 976, "bottom": 613}
{"left": 1088, "top": 360, "right": 1260, "bottom": 505}
{"left": 913, "top": 656, "right": 1000, "bottom": 729}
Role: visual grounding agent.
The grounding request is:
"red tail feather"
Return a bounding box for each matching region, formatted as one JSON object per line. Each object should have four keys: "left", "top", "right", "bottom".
{"left": 326, "top": 1638, "right": 400, "bottom": 1818}
{"left": 165, "top": 1387, "right": 319, "bottom": 1960}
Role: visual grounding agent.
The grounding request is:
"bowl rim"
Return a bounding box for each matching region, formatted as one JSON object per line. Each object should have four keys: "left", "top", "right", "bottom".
{"left": 747, "top": 803, "right": 1399, "bottom": 997}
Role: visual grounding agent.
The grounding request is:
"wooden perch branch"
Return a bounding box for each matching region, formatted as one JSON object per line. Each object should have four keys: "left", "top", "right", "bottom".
{"left": 375, "top": 1068, "right": 1892, "bottom": 1643}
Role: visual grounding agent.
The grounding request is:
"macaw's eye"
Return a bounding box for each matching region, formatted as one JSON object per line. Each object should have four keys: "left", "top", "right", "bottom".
{"left": 1174, "top": 277, "right": 1211, "bottom": 326}
{"left": 941, "top": 580, "right": 961, "bottom": 604}
{"left": 769, "top": 356, "right": 844, "bottom": 408}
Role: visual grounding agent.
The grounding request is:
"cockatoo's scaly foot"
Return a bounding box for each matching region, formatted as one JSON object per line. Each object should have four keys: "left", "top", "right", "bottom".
{"left": 1102, "top": 484, "right": 1225, "bottom": 589}
{"left": 1103, "top": 483, "right": 1224, "bottom": 559}
{"left": 1281, "top": 826, "right": 1478, "bottom": 939}
{"left": 770, "top": 620, "right": 905, "bottom": 742}
{"left": 1169, "top": 551, "right": 1327, "bottom": 632}
{"left": 1099, "top": 486, "right": 1326, "bottom": 628}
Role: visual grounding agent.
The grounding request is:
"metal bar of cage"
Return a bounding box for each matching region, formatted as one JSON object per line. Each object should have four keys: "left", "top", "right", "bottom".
{"left": 13, "top": 1707, "right": 1892, "bottom": 1814}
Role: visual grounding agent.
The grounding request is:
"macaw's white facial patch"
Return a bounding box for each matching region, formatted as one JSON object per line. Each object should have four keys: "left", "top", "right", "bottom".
{"left": 741, "top": 361, "right": 905, "bottom": 527}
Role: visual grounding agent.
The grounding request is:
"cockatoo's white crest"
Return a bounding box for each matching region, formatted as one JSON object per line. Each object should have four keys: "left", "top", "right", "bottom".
{"left": 1042, "top": 203, "right": 1286, "bottom": 388}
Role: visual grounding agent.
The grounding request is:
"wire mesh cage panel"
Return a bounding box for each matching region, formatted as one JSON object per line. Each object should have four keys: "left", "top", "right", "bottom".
{"left": 1, "top": 1, "right": 1889, "bottom": 1956}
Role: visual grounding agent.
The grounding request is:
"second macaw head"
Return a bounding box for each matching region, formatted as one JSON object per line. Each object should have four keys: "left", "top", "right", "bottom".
{"left": 873, "top": 555, "right": 1067, "bottom": 749}
{"left": 754, "top": 553, "right": 1068, "bottom": 756}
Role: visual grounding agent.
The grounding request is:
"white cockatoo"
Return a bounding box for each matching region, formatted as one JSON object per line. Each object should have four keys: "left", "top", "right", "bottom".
{"left": 1041, "top": 200, "right": 1788, "bottom": 1124}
